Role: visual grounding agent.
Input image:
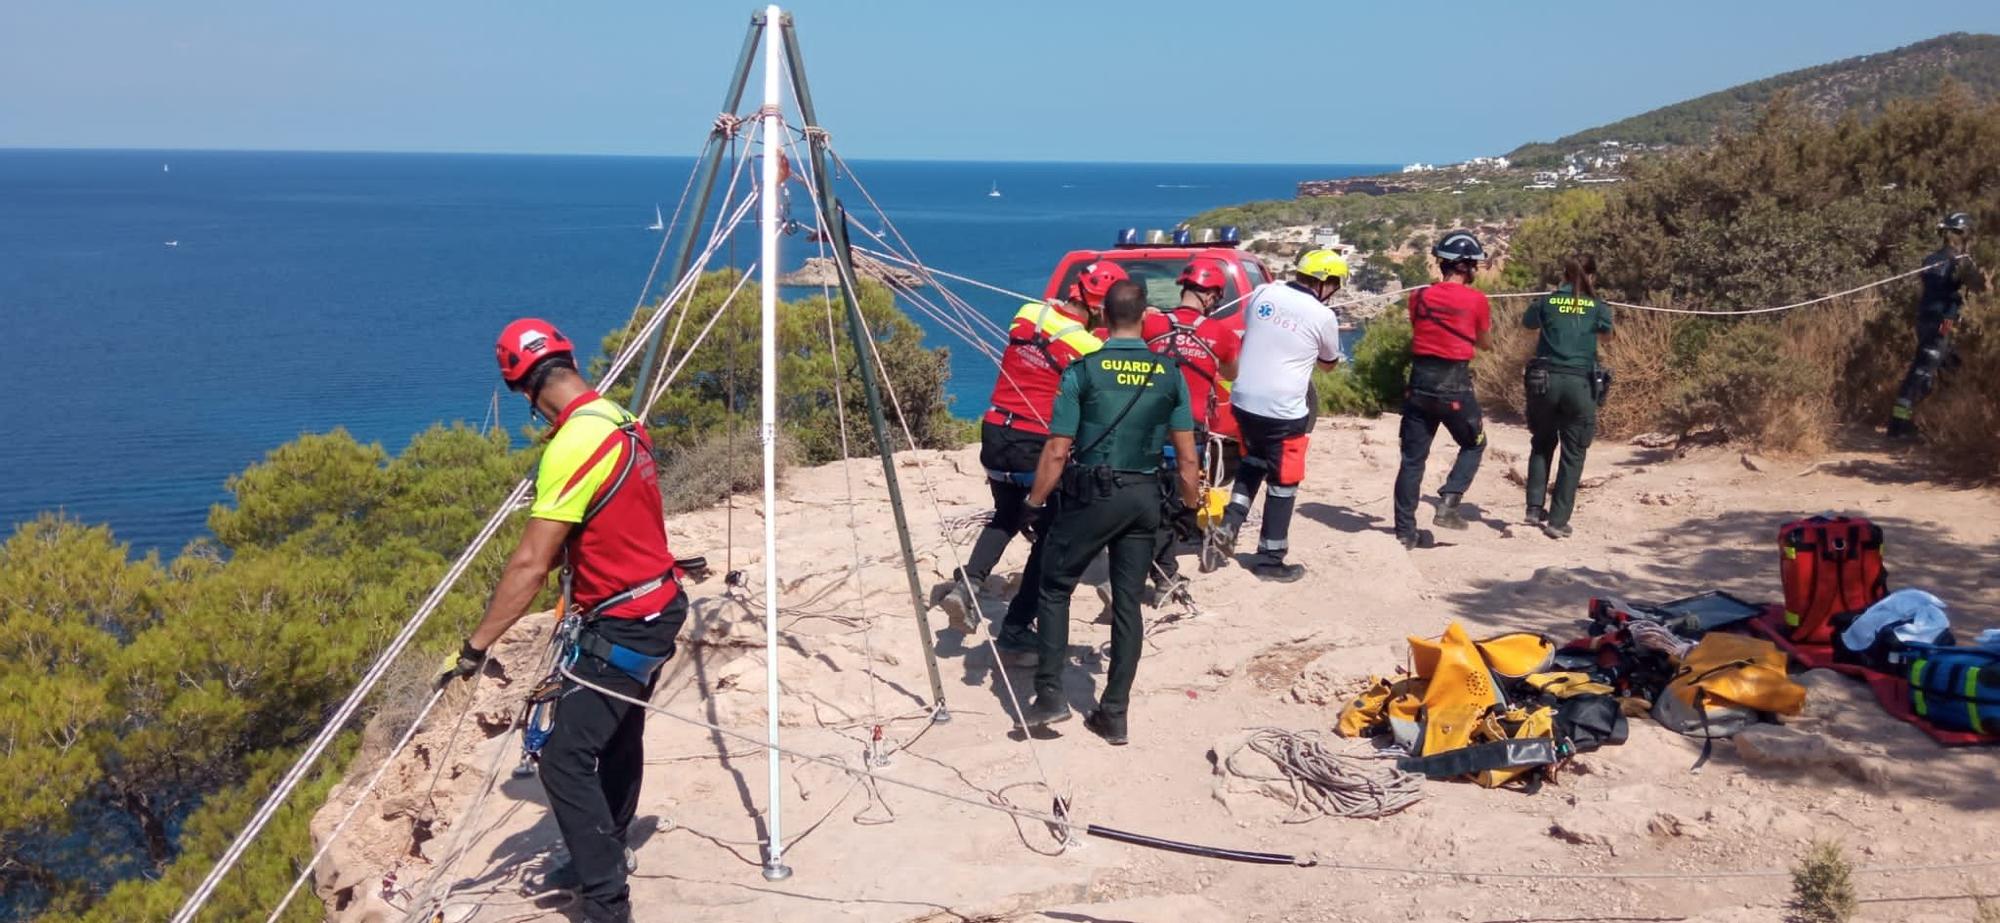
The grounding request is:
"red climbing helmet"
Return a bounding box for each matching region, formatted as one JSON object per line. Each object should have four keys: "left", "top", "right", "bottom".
{"left": 495, "top": 318, "right": 576, "bottom": 386}
{"left": 1066, "top": 260, "right": 1130, "bottom": 308}
{"left": 1178, "top": 257, "right": 1228, "bottom": 292}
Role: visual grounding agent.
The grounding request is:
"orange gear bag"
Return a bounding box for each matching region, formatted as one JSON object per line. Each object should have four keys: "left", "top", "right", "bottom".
{"left": 1779, "top": 516, "right": 1887, "bottom": 644}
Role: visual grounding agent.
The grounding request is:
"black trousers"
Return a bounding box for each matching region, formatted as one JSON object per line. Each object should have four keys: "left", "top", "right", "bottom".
{"left": 540, "top": 595, "right": 687, "bottom": 923}
{"left": 1525, "top": 370, "right": 1597, "bottom": 529}
{"left": 1393, "top": 388, "right": 1485, "bottom": 536}
{"left": 967, "top": 421, "right": 1048, "bottom": 582}
{"left": 1032, "top": 478, "right": 1158, "bottom": 715}
{"left": 1151, "top": 432, "right": 1205, "bottom": 580}
{"left": 1895, "top": 313, "right": 1952, "bottom": 411}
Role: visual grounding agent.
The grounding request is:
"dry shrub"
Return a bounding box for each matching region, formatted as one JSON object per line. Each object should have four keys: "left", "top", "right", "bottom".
{"left": 1471, "top": 298, "right": 1533, "bottom": 418}
{"left": 359, "top": 651, "right": 440, "bottom": 765}
{"left": 1788, "top": 840, "right": 1857, "bottom": 923}
{"left": 1595, "top": 310, "right": 1677, "bottom": 440}
{"left": 658, "top": 427, "right": 797, "bottom": 514}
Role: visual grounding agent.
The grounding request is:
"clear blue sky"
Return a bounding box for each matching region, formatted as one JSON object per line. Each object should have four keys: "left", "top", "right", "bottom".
{"left": 3, "top": 1, "right": 1996, "bottom": 163}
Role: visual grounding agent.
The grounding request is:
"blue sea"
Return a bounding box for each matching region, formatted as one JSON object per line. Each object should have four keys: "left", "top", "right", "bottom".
{"left": 0, "top": 150, "right": 1386, "bottom": 554}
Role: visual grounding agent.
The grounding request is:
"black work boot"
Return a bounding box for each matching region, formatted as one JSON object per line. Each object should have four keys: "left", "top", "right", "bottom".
{"left": 993, "top": 623, "right": 1040, "bottom": 666}
{"left": 1021, "top": 693, "right": 1073, "bottom": 728}
{"left": 1432, "top": 493, "right": 1470, "bottom": 531}
{"left": 1542, "top": 522, "right": 1574, "bottom": 540}
{"left": 1250, "top": 554, "right": 1306, "bottom": 583}
{"left": 1397, "top": 529, "right": 1436, "bottom": 550}
{"left": 1525, "top": 504, "right": 1547, "bottom": 526}
{"left": 534, "top": 847, "right": 636, "bottom": 891}
{"left": 1084, "top": 709, "right": 1128, "bottom": 746}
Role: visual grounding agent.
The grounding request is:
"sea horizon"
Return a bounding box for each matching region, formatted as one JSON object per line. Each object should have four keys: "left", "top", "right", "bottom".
{"left": 2, "top": 148, "right": 1389, "bottom": 554}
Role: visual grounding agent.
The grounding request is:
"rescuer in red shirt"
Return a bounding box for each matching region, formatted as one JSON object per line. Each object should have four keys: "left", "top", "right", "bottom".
{"left": 1144, "top": 257, "right": 1240, "bottom": 595}
{"left": 1393, "top": 231, "right": 1493, "bottom": 549}
{"left": 946, "top": 261, "right": 1124, "bottom": 624}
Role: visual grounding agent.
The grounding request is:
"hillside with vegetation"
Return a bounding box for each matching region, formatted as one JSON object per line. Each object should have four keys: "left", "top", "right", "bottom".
{"left": 1316, "top": 86, "right": 2000, "bottom": 477}
{"left": 1507, "top": 33, "right": 2000, "bottom": 167}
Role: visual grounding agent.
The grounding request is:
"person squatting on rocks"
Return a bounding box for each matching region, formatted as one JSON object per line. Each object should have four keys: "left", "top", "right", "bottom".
{"left": 949, "top": 262, "right": 1121, "bottom": 618}
{"left": 1014, "top": 280, "right": 1201, "bottom": 745}
{"left": 1393, "top": 230, "right": 1493, "bottom": 550}
{"left": 1136, "top": 256, "right": 1240, "bottom": 599}
{"left": 438, "top": 319, "right": 688, "bottom": 923}
{"left": 1889, "top": 211, "right": 1983, "bottom": 438}
{"left": 1522, "top": 253, "right": 1614, "bottom": 539}
{"left": 1212, "top": 249, "right": 1349, "bottom": 582}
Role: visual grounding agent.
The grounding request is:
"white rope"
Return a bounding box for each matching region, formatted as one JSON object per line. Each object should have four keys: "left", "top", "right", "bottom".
{"left": 857, "top": 248, "right": 1957, "bottom": 321}
{"left": 1219, "top": 728, "right": 1423, "bottom": 822}
{"left": 181, "top": 178, "right": 762, "bottom": 923}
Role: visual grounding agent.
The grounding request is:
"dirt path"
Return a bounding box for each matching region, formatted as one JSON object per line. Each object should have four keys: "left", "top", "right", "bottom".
{"left": 312, "top": 416, "right": 2000, "bottom": 923}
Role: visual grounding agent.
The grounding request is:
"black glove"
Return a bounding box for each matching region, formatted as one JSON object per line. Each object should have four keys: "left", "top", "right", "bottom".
{"left": 436, "top": 640, "right": 487, "bottom": 689}
{"left": 1020, "top": 503, "right": 1047, "bottom": 542}
{"left": 1170, "top": 507, "right": 1202, "bottom": 543}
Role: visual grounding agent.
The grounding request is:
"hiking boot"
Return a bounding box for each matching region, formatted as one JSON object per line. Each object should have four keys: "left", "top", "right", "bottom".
{"left": 1397, "top": 529, "right": 1436, "bottom": 550}
{"left": 1542, "top": 522, "right": 1574, "bottom": 540}
{"left": 1250, "top": 557, "right": 1306, "bottom": 583}
{"left": 1150, "top": 572, "right": 1190, "bottom": 607}
{"left": 533, "top": 848, "right": 636, "bottom": 892}
{"left": 1084, "top": 709, "right": 1129, "bottom": 746}
{"left": 993, "top": 623, "right": 1040, "bottom": 666}
{"left": 1020, "top": 694, "right": 1073, "bottom": 728}
{"left": 1432, "top": 493, "right": 1470, "bottom": 531}
{"left": 1525, "top": 505, "right": 1547, "bottom": 526}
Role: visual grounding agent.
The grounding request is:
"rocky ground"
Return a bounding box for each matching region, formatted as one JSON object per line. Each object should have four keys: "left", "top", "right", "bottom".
{"left": 310, "top": 416, "right": 2000, "bottom": 922}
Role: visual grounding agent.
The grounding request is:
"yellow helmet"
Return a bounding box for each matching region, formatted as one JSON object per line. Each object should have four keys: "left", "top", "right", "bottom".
{"left": 1296, "top": 249, "right": 1349, "bottom": 282}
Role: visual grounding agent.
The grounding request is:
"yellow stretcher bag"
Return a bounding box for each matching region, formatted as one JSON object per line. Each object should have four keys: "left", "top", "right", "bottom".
{"left": 1654, "top": 633, "right": 1805, "bottom": 740}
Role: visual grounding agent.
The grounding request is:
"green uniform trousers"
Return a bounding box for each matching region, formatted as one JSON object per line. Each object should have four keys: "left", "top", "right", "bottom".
{"left": 1032, "top": 477, "right": 1159, "bottom": 716}
{"left": 1525, "top": 370, "right": 1597, "bottom": 529}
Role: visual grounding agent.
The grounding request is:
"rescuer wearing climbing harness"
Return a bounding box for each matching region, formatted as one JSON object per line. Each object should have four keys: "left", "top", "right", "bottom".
{"left": 946, "top": 262, "right": 1121, "bottom": 622}
{"left": 1144, "top": 257, "right": 1241, "bottom": 597}
{"left": 1393, "top": 231, "right": 1493, "bottom": 550}
{"left": 438, "top": 318, "right": 685, "bottom": 923}
{"left": 1889, "top": 212, "right": 1983, "bottom": 438}
{"left": 1015, "top": 281, "right": 1200, "bottom": 745}
{"left": 1212, "top": 250, "right": 1348, "bottom": 582}
{"left": 1522, "top": 254, "right": 1614, "bottom": 539}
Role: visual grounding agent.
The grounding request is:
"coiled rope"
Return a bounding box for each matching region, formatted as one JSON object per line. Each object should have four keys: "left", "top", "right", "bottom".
{"left": 1219, "top": 728, "right": 1423, "bottom": 822}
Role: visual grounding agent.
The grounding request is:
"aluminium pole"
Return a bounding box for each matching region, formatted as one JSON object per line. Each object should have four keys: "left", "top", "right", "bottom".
{"left": 782, "top": 16, "right": 950, "bottom": 722}
{"left": 754, "top": 5, "right": 792, "bottom": 884}
{"left": 626, "top": 14, "right": 765, "bottom": 414}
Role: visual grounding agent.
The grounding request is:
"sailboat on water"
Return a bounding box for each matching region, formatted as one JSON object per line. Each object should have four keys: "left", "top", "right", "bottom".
{"left": 647, "top": 204, "right": 665, "bottom": 231}
{"left": 988, "top": 181, "right": 1001, "bottom": 198}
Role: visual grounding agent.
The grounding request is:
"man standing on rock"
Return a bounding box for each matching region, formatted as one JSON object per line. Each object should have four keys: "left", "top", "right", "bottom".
{"left": 1393, "top": 231, "right": 1493, "bottom": 550}
{"left": 438, "top": 318, "right": 686, "bottom": 923}
{"left": 1015, "top": 281, "right": 1200, "bottom": 745}
{"left": 949, "top": 262, "right": 1122, "bottom": 627}
{"left": 1889, "top": 211, "right": 1983, "bottom": 438}
{"left": 1212, "top": 250, "right": 1349, "bottom": 582}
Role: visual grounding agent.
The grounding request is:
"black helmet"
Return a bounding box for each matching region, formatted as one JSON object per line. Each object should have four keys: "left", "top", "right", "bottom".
{"left": 1940, "top": 212, "right": 1973, "bottom": 233}
{"left": 1433, "top": 230, "right": 1486, "bottom": 263}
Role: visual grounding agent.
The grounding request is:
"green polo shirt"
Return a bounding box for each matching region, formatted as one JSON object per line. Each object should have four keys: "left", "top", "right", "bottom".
{"left": 1522, "top": 284, "right": 1613, "bottom": 371}
{"left": 1048, "top": 337, "right": 1194, "bottom": 472}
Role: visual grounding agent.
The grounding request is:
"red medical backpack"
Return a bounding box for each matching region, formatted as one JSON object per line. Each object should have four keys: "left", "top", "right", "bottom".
{"left": 1779, "top": 516, "right": 1888, "bottom": 645}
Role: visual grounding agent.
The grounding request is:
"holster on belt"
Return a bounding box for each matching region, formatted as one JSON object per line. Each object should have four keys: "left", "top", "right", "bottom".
{"left": 1524, "top": 358, "right": 1551, "bottom": 398}
{"left": 1059, "top": 464, "right": 1118, "bottom": 505}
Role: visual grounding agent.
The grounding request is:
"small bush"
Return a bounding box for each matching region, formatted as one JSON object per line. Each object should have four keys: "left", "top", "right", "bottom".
{"left": 657, "top": 427, "right": 797, "bottom": 515}
{"left": 1316, "top": 311, "right": 1414, "bottom": 416}
{"left": 1788, "top": 840, "right": 1858, "bottom": 923}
